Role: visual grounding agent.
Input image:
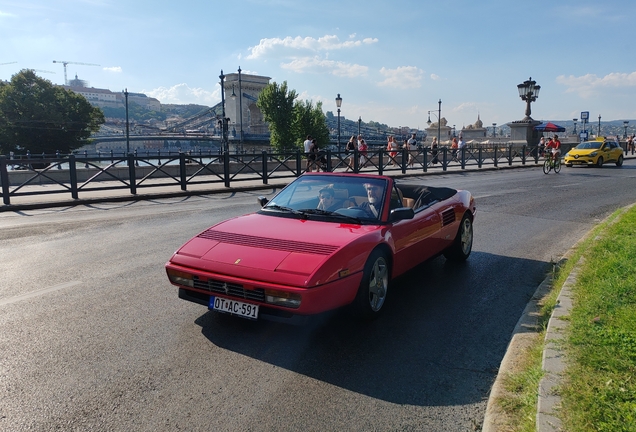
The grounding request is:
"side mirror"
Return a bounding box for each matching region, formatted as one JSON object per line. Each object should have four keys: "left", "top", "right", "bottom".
{"left": 257, "top": 196, "right": 269, "bottom": 207}
{"left": 389, "top": 207, "right": 414, "bottom": 222}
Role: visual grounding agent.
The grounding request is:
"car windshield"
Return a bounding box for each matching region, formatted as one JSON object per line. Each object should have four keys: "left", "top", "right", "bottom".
{"left": 261, "top": 175, "right": 388, "bottom": 223}
{"left": 576, "top": 141, "right": 602, "bottom": 150}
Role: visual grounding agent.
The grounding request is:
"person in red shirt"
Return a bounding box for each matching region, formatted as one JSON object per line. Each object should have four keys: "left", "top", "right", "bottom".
{"left": 546, "top": 135, "right": 561, "bottom": 161}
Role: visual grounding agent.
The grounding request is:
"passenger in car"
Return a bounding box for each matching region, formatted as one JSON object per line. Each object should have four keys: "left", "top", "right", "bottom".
{"left": 316, "top": 187, "right": 341, "bottom": 211}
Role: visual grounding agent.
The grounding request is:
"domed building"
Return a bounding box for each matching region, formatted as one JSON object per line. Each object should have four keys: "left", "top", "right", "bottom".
{"left": 460, "top": 115, "right": 488, "bottom": 140}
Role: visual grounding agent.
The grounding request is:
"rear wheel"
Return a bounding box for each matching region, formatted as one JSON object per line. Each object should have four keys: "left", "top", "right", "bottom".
{"left": 352, "top": 249, "right": 389, "bottom": 319}
{"left": 444, "top": 214, "right": 473, "bottom": 262}
{"left": 596, "top": 156, "right": 604, "bottom": 167}
{"left": 616, "top": 155, "right": 624, "bottom": 167}
{"left": 543, "top": 159, "right": 551, "bottom": 174}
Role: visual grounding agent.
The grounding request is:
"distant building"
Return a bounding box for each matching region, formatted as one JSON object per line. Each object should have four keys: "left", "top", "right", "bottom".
{"left": 425, "top": 117, "right": 453, "bottom": 142}
{"left": 61, "top": 75, "right": 161, "bottom": 111}
{"left": 460, "top": 115, "right": 487, "bottom": 140}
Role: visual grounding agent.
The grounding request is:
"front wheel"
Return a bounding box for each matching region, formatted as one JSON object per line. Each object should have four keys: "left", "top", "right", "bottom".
{"left": 554, "top": 158, "right": 561, "bottom": 173}
{"left": 352, "top": 249, "right": 390, "bottom": 319}
{"left": 596, "top": 156, "right": 604, "bottom": 168}
{"left": 444, "top": 214, "right": 473, "bottom": 262}
{"left": 543, "top": 159, "right": 551, "bottom": 174}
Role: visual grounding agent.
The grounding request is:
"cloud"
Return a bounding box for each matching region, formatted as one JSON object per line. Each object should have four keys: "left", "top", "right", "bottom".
{"left": 430, "top": 73, "right": 441, "bottom": 81}
{"left": 103, "top": 66, "right": 122, "bottom": 73}
{"left": 556, "top": 72, "right": 636, "bottom": 98}
{"left": 377, "top": 66, "right": 423, "bottom": 89}
{"left": 281, "top": 57, "right": 368, "bottom": 77}
{"left": 143, "top": 83, "right": 218, "bottom": 105}
{"left": 247, "top": 34, "right": 378, "bottom": 59}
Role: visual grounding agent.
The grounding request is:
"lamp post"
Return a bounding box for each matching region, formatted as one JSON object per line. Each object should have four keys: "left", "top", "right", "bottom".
{"left": 623, "top": 121, "right": 629, "bottom": 139}
{"left": 358, "top": 116, "right": 361, "bottom": 136}
{"left": 453, "top": 125, "right": 456, "bottom": 138}
{"left": 123, "top": 88, "right": 130, "bottom": 155}
{"left": 573, "top": 118, "right": 578, "bottom": 135}
{"left": 598, "top": 114, "right": 601, "bottom": 138}
{"left": 238, "top": 67, "right": 243, "bottom": 150}
{"left": 219, "top": 70, "right": 228, "bottom": 152}
{"left": 335, "top": 93, "right": 342, "bottom": 151}
{"left": 517, "top": 77, "right": 540, "bottom": 120}
{"left": 426, "top": 99, "right": 442, "bottom": 145}
{"left": 492, "top": 123, "right": 497, "bottom": 137}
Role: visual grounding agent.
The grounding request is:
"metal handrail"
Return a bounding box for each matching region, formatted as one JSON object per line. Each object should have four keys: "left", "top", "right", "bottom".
{"left": 2, "top": 143, "right": 546, "bottom": 205}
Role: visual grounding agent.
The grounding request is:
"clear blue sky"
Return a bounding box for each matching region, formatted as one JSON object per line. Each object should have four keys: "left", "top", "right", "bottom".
{"left": 2, "top": 0, "right": 635, "bottom": 131}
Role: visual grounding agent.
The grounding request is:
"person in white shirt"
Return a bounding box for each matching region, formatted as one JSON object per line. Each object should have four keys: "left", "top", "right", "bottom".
{"left": 303, "top": 135, "right": 313, "bottom": 171}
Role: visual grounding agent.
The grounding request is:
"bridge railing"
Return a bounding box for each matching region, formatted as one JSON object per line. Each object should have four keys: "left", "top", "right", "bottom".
{"left": 2, "top": 143, "right": 545, "bottom": 206}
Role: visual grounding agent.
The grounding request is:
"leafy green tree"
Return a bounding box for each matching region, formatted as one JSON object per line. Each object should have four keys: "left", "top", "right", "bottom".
{"left": 0, "top": 69, "right": 105, "bottom": 154}
{"left": 256, "top": 81, "right": 297, "bottom": 151}
{"left": 292, "top": 99, "right": 329, "bottom": 148}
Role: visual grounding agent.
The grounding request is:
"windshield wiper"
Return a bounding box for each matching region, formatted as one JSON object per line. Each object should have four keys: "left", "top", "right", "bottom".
{"left": 297, "top": 208, "right": 362, "bottom": 223}
{"left": 264, "top": 204, "right": 302, "bottom": 215}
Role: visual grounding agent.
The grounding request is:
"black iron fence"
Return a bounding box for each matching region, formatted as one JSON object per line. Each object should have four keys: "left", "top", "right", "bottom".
{"left": 0, "top": 141, "right": 614, "bottom": 206}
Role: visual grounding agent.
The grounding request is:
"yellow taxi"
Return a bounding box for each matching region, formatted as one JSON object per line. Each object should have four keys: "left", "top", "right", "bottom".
{"left": 564, "top": 138, "right": 624, "bottom": 167}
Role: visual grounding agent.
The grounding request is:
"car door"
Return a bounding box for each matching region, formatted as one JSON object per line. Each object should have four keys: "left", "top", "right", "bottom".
{"left": 389, "top": 185, "right": 441, "bottom": 277}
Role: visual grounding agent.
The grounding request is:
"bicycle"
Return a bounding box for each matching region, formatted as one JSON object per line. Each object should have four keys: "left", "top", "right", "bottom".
{"left": 543, "top": 153, "right": 561, "bottom": 174}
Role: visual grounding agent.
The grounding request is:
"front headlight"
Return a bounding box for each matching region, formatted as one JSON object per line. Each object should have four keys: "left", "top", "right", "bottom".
{"left": 589, "top": 152, "right": 598, "bottom": 157}
{"left": 166, "top": 268, "right": 194, "bottom": 288}
{"left": 264, "top": 289, "right": 301, "bottom": 308}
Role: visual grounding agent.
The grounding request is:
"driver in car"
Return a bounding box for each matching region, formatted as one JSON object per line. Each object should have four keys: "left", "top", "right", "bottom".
{"left": 358, "top": 183, "right": 384, "bottom": 218}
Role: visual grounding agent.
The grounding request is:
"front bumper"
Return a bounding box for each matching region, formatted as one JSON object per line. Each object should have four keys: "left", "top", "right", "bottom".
{"left": 167, "top": 263, "right": 363, "bottom": 321}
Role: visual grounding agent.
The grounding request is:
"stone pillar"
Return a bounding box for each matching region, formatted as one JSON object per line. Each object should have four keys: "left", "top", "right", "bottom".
{"left": 508, "top": 119, "right": 541, "bottom": 145}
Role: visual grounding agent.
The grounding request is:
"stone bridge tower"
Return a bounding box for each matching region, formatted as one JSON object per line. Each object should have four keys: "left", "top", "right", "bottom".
{"left": 223, "top": 72, "right": 271, "bottom": 136}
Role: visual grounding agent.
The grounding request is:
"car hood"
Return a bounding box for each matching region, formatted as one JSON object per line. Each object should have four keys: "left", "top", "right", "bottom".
{"left": 171, "top": 213, "right": 380, "bottom": 285}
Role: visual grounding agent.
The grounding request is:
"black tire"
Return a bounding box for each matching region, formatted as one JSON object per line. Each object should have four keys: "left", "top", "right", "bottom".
{"left": 352, "top": 249, "right": 390, "bottom": 319}
{"left": 444, "top": 214, "right": 473, "bottom": 262}
{"left": 616, "top": 155, "right": 624, "bottom": 167}
{"left": 597, "top": 156, "right": 604, "bottom": 167}
{"left": 543, "top": 159, "right": 551, "bottom": 174}
{"left": 554, "top": 158, "right": 561, "bottom": 173}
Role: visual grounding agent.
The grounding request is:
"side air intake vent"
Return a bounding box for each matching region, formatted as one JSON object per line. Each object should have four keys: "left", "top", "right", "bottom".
{"left": 441, "top": 208, "right": 456, "bottom": 226}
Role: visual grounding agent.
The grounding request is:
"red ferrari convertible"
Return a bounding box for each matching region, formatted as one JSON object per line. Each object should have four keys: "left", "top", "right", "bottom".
{"left": 166, "top": 173, "right": 475, "bottom": 323}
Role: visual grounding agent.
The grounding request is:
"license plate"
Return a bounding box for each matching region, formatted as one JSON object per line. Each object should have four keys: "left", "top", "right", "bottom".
{"left": 209, "top": 296, "right": 259, "bottom": 320}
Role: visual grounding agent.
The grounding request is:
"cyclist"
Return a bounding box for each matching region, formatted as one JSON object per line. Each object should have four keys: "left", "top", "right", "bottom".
{"left": 546, "top": 135, "right": 561, "bottom": 162}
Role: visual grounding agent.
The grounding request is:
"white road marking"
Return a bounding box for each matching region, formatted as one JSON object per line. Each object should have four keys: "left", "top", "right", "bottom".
{"left": 0, "top": 281, "right": 82, "bottom": 306}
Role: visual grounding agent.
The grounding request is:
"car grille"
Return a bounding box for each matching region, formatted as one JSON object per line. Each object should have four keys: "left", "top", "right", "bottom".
{"left": 198, "top": 230, "right": 339, "bottom": 255}
{"left": 192, "top": 276, "right": 266, "bottom": 302}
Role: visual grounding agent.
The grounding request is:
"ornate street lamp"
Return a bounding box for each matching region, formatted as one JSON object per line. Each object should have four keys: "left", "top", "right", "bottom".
{"left": 238, "top": 67, "right": 243, "bottom": 150}
{"left": 123, "top": 88, "right": 130, "bottom": 155}
{"left": 517, "top": 77, "right": 540, "bottom": 120}
{"left": 598, "top": 114, "right": 601, "bottom": 137}
{"left": 358, "top": 116, "right": 361, "bottom": 136}
{"left": 335, "top": 94, "right": 342, "bottom": 151}
{"left": 573, "top": 118, "right": 578, "bottom": 135}
{"left": 492, "top": 123, "right": 497, "bottom": 137}
{"left": 427, "top": 99, "right": 442, "bottom": 145}
{"left": 219, "top": 70, "right": 228, "bottom": 152}
{"left": 623, "top": 121, "right": 629, "bottom": 139}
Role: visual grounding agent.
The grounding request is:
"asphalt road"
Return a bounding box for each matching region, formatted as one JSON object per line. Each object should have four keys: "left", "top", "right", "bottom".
{"left": 1, "top": 161, "right": 635, "bottom": 431}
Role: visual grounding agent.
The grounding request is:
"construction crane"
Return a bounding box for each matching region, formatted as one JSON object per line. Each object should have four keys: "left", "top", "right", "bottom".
{"left": 52, "top": 60, "right": 100, "bottom": 85}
